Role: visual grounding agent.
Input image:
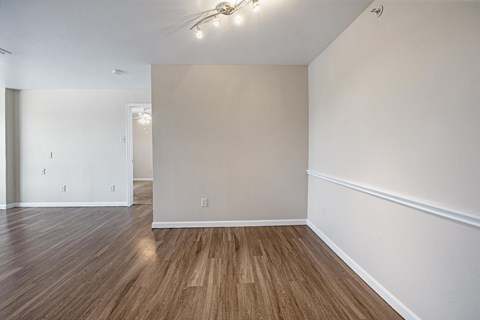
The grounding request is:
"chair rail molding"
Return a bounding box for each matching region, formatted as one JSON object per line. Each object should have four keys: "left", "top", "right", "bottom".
{"left": 307, "top": 170, "right": 480, "bottom": 228}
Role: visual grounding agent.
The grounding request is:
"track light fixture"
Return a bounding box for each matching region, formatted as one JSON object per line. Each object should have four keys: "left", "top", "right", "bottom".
{"left": 190, "top": 1, "right": 261, "bottom": 39}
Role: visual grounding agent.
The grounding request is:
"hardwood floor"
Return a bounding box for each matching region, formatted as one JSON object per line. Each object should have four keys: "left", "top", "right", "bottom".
{"left": 0, "top": 206, "right": 402, "bottom": 320}
{"left": 134, "top": 181, "right": 153, "bottom": 205}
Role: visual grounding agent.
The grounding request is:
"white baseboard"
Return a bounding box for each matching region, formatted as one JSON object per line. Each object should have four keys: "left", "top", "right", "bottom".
{"left": 134, "top": 178, "right": 153, "bottom": 181}
{"left": 152, "top": 219, "right": 307, "bottom": 229}
{"left": 0, "top": 203, "right": 16, "bottom": 210}
{"left": 307, "top": 220, "right": 421, "bottom": 320}
{"left": 9, "top": 202, "right": 129, "bottom": 208}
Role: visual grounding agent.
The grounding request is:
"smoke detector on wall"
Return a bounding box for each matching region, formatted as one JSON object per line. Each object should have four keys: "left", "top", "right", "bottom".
{"left": 370, "top": 5, "right": 384, "bottom": 17}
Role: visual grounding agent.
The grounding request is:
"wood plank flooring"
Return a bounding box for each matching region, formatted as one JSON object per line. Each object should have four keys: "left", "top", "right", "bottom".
{"left": 0, "top": 205, "right": 402, "bottom": 320}
{"left": 133, "top": 181, "right": 153, "bottom": 205}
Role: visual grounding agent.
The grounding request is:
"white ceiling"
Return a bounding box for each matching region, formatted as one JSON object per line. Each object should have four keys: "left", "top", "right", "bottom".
{"left": 0, "top": 0, "right": 372, "bottom": 89}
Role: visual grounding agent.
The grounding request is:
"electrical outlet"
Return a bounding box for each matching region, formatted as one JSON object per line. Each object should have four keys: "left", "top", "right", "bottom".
{"left": 60, "top": 185, "right": 67, "bottom": 192}
{"left": 200, "top": 198, "right": 208, "bottom": 208}
{"left": 41, "top": 168, "right": 46, "bottom": 175}
{"left": 48, "top": 152, "right": 53, "bottom": 159}
{"left": 121, "top": 136, "right": 126, "bottom": 143}
{"left": 109, "top": 185, "right": 116, "bottom": 192}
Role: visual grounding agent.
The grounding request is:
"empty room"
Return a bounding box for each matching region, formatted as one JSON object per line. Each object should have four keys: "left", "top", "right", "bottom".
{"left": 0, "top": 0, "right": 479, "bottom": 319}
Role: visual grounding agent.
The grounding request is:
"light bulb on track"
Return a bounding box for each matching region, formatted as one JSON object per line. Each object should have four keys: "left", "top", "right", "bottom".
{"left": 213, "top": 17, "right": 220, "bottom": 27}
{"left": 196, "top": 28, "right": 204, "bottom": 39}
{"left": 252, "top": 0, "right": 260, "bottom": 12}
{"left": 234, "top": 15, "right": 243, "bottom": 25}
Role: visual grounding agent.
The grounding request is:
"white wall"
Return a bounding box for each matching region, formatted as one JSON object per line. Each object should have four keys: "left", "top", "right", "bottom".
{"left": 308, "top": 1, "right": 480, "bottom": 320}
{"left": 133, "top": 119, "right": 153, "bottom": 180}
{"left": 16, "top": 90, "right": 150, "bottom": 205}
{"left": 152, "top": 65, "right": 308, "bottom": 224}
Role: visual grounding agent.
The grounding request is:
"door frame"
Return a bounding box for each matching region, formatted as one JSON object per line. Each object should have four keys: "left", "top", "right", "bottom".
{"left": 126, "top": 103, "right": 152, "bottom": 207}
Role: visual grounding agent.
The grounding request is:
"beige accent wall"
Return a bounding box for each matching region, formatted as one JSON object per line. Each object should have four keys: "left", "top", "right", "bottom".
{"left": 308, "top": 1, "right": 480, "bottom": 319}
{"left": 151, "top": 65, "right": 308, "bottom": 223}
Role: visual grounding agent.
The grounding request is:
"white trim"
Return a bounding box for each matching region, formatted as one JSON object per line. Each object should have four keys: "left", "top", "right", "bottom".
{"left": 307, "top": 220, "right": 421, "bottom": 320}
{"left": 152, "top": 219, "right": 307, "bottom": 229}
{"left": 9, "top": 202, "right": 128, "bottom": 208}
{"left": 0, "top": 203, "right": 16, "bottom": 209}
{"left": 307, "top": 170, "right": 480, "bottom": 228}
{"left": 134, "top": 178, "right": 153, "bottom": 181}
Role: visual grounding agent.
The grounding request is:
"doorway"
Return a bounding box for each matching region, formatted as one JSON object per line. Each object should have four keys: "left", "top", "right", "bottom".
{"left": 126, "top": 104, "right": 153, "bottom": 205}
